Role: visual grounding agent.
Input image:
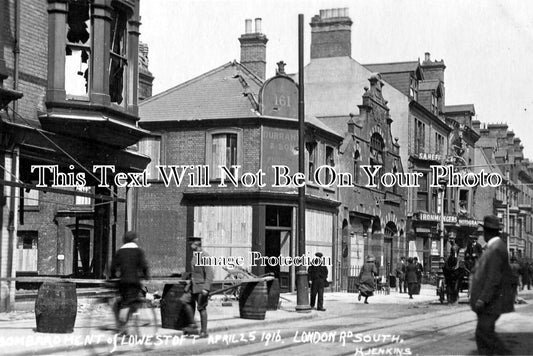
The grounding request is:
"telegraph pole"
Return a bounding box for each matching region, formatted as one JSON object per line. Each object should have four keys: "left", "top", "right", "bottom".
{"left": 295, "top": 13, "right": 311, "bottom": 312}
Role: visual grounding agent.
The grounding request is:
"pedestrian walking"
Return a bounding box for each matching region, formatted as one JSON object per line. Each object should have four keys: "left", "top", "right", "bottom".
{"left": 110, "top": 231, "right": 150, "bottom": 335}
{"left": 470, "top": 215, "right": 515, "bottom": 356}
{"left": 413, "top": 256, "right": 424, "bottom": 295}
{"left": 308, "top": 252, "right": 328, "bottom": 311}
{"left": 510, "top": 256, "right": 521, "bottom": 300}
{"left": 358, "top": 255, "right": 378, "bottom": 304}
{"left": 395, "top": 257, "right": 406, "bottom": 293}
{"left": 405, "top": 257, "right": 417, "bottom": 299}
{"left": 519, "top": 259, "right": 530, "bottom": 291}
{"left": 181, "top": 237, "right": 214, "bottom": 338}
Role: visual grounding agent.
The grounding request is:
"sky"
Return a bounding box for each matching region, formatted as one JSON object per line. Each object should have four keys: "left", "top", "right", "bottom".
{"left": 139, "top": 0, "right": 533, "bottom": 158}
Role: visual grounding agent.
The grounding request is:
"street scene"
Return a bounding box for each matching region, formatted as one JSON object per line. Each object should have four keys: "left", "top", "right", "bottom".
{"left": 1, "top": 0, "right": 533, "bottom": 355}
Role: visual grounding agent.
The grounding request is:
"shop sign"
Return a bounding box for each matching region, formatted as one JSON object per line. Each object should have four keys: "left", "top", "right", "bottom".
{"left": 418, "top": 213, "right": 457, "bottom": 223}
{"left": 412, "top": 152, "right": 447, "bottom": 162}
{"left": 458, "top": 218, "right": 481, "bottom": 227}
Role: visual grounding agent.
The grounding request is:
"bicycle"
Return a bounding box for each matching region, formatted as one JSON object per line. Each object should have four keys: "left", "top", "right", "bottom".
{"left": 85, "top": 280, "right": 159, "bottom": 354}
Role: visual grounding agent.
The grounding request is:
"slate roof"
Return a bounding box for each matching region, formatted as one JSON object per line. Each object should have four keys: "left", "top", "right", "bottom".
{"left": 140, "top": 61, "right": 263, "bottom": 122}
{"left": 363, "top": 61, "right": 420, "bottom": 74}
{"left": 139, "top": 61, "right": 342, "bottom": 138}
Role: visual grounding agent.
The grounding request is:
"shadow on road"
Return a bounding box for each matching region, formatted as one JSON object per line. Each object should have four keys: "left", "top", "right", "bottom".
{"left": 501, "top": 332, "right": 533, "bottom": 355}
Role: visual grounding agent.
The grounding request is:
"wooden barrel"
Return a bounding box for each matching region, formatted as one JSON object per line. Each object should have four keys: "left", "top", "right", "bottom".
{"left": 266, "top": 278, "right": 280, "bottom": 311}
{"left": 239, "top": 281, "right": 268, "bottom": 320}
{"left": 160, "top": 283, "right": 189, "bottom": 330}
{"left": 35, "top": 281, "right": 77, "bottom": 333}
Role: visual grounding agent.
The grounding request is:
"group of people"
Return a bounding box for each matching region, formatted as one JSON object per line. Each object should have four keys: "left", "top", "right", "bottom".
{"left": 110, "top": 233, "right": 213, "bottom": 338}
{"left": 395, "top": 256, "right": 423, "bottom": 299}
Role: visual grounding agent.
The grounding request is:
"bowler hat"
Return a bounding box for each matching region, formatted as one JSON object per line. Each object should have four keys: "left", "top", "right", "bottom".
{"left": 315, "top": 252, "right": 323, "bottom": 258}
{"left": 480, "top": 215, "right": 500, "bottom": 230}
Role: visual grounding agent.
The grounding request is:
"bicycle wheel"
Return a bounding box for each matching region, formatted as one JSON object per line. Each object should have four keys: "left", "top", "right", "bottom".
{"left": 131, "top": 299, "right": 159, "bottom": 351}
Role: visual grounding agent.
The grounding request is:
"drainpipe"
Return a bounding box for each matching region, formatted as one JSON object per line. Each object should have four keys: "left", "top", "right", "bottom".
{"left": 6, "top": 148, "right": 19, "bottom": 311}
{"left": 12, "top": 0, "right": 20, "bottom": 115}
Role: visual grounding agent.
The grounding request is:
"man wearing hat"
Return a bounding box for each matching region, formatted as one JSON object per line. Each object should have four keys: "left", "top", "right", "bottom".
{"left": 470, "top": 215, "right": 515, "bottom": 355}
{"left": 308, "top": 252, "right": 328, "bottom": 311}
{"left": 181, "top": 237, "right": 214, "bottom": 338}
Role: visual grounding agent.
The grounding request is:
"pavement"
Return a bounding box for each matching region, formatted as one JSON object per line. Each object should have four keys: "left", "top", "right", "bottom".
{"left": 0, "top": 285, "right": 476, "bottom": 355}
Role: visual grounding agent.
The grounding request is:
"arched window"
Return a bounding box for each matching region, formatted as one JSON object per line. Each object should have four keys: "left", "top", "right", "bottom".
{"left": 370, "top": 133, "right": 384, "bottom": 188}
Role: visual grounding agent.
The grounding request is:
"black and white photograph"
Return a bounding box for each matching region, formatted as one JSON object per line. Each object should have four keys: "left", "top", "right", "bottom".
{"left": 0, "top": 0, "right": 533, "bottom": 355}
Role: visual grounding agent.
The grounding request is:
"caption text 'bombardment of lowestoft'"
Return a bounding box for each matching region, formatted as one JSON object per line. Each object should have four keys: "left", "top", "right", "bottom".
{"left": 30, "top": 164, "right": 503, "bottom": 189}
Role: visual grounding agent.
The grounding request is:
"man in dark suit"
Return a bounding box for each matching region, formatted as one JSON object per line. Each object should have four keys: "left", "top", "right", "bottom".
{"left": 470, "top": 215, "right": 515, "bottom": 355}
{"left": 181, "top": 237, "right": 214, "bottom": 338}
{"left": 110, "top": 231, "right": 149, "bottom": 335}
{"left": 308, "top": 252, "right": 328, "bottom": 311}
{"left": 395, "top": 257, "right": 406, "bottom": 293}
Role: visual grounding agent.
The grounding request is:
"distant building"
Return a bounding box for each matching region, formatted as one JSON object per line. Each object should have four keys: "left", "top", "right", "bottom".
{"left": 137, "top": 20, "right": 343, "bottom": 291}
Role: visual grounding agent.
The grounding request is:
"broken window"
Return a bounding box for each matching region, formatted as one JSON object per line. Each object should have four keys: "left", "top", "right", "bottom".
{"left": 109, "top": 6, "right": 128, "bottom": 106}
{"left": 65, "top": 1, "right": 91, "bottom": 97}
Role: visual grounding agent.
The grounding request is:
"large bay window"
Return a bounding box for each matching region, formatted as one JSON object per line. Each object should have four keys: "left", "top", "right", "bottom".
{"left": 48, "top": 0, "right": 139, "bottom": 110}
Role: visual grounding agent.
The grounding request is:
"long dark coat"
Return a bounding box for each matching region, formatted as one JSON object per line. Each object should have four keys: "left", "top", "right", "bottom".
{"left": 358, "top": 262, "right": 377, "bottom": 296}
{"left": 470, "top": 236, "right": 515, "bottom": 315}
{"left": 405, "top": 262, "right": 418, "bottom": 284}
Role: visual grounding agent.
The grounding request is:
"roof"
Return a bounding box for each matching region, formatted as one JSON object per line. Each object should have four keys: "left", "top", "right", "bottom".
{"left": 140, "top": 61, "right": 263, "bottom": 122}
{"left": 363, "top": 61, "right": 420, "bottom": 74}
{"left": 443, "top": 104, "right": 476, "bottom": 115}
{"left": 418, "top": 80, "right": 440, "bottom": 91}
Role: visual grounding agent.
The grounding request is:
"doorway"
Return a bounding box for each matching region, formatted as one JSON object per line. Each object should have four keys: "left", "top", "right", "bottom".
{"left": 265, "top": 205, "right": 292, "bottom": 291}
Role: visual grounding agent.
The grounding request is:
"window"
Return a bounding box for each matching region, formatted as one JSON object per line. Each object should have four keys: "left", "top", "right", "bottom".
{"left": 17, "top": 231, "right": 38, "bottom": 250}
{"left": 62, "top": 1, "right": 132, "bottom": 106}
{"left": 353, "top": 148, "right": 361, "bottom": 185}
{"left": 458, "top": 189, "right": 469, "bottom": 215}
{"left": 109, "top": 6, "right": 128, "bottom": 106}
{"left": 417, "top": 174, "right": 428, "bottom": 211}
{"left": 510, "top": 215, "right": 515, "bottom": 236}
{"left": 409, "top": 77, "right": 418, "bottom": 100}
{"left": 370, "top": 133, "right": 384, "bottom": 188}
{"left": 435, "top": 133, "right": 445, "bottom": 155}
{"left": 23, "top": 189, "right": 39, "bottom": 208}
{"left": 414, "top": 119, "right": 425, "bottom": 153}
{"left": 138, "top": 137, "right": 161, "bottom": 180}
{"left": 75, "top": 186, "right": 92, "bottom": 206}
{"left": 206, "top": 130, "right": 241, "bottom": 180}
{"left": 325, "top": 146, "right": 335, "bottom": 185}
{"left": 306, "top": 142, "right": 317, "bottom": 181}
{"left": 431, "top": 94, "right": 438, "bottom": 115}
{"left": 65, "top": 1, "right": 91, "bottom": 97}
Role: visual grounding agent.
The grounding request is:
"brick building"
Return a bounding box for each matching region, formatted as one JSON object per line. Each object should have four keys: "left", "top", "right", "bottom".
{"left": 364, "top": 54, "right": 484, "bottom": 272}
{"left": 136, "top": 20, "right": 343, "bottom": 291}
{"left": 477, "top": 123, "right": 533, "bottom": 259}
{"left": 0, "top": 0, "right": 150, "bottom": 311}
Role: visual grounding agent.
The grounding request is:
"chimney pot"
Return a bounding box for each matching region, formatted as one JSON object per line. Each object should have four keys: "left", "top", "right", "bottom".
{"left": 245, "top": 19, "right": 252, "bottom": 34}
{"left": 425, "top": 52, "right": 431, "bottom": 61}
{"left": 320, "top": 9, "right": 326, "bottom": 18}
{"left": 332, "top": 8, "right": 339, "bottom": 17}
{"left": 255, "top": 18, "right": 262, "bottom": 33}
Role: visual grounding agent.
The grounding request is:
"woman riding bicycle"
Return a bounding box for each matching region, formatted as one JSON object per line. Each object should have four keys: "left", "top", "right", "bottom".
{"left": 110, "top": 231, "right": 150, "bottom": 335}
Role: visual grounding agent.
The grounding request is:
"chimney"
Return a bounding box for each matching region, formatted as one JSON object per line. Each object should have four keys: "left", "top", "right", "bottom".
{"left": 310, "top": 8, "right": 352, "bottom": 59}
{"left": 239, "top": 18, "right": 268, "bottom": 80}
{"left": 421, "top": 51, "right": 446, "bottom": 103}
{"left": 138, "top": 42, "right": 154, "bottom": 101}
